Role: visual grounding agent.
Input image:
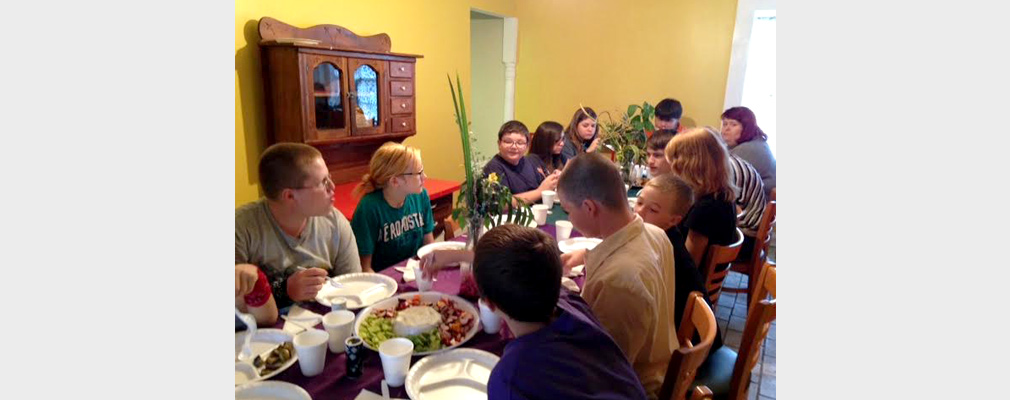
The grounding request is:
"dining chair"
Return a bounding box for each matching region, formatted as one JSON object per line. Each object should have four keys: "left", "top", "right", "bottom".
{"left": 659, "top": 292, "right": 718, "bottom": 400}
{"left": 692, "top": 264, "right": 776, "bottom": 400}
{"left": 442, "top": 217, "right": 462, "bottom": 241}
{"left": 690, "top": 386, "right": 714, "bottom": 400}
{"left": 725, "top": 199, "right": 776, "bottom": 307}
{"left": 699, "top": 228, "right": 745, "bottom": 314}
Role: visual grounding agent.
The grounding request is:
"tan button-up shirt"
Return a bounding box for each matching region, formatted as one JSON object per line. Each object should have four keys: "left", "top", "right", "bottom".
{"left": 582, "top": 215, "right": 677, "bottom": 399}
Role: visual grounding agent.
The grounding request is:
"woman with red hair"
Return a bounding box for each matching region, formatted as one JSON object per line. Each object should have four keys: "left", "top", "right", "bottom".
{"left": 721, "top": 107, "right": 776, "bottom": 195}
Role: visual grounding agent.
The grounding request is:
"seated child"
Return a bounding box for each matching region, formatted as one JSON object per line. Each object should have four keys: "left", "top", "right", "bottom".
{"left": 351, "top": 142, "right": 435, "bottom": 272}
{"left": 473, "top": 224, "right": 648, "bottom": 400}
{"left": 634, "top": 174, "right": 723, "bottom": 351}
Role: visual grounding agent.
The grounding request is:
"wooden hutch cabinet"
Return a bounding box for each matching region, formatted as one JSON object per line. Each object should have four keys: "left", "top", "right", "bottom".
{"left": 258, "top": 17, "right": 458, "bottom": 237}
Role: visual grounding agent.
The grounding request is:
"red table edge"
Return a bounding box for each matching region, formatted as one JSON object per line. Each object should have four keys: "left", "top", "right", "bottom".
{"left": 331, "top": 178, "right": 462, "bottom": 219}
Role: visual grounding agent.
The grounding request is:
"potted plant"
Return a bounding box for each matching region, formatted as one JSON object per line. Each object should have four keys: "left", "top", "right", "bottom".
{"left": 597, "top": 102, "right": 655, "bottom": 185}
{"left": 446, "top": 74, "right": 534, "bottom": 298}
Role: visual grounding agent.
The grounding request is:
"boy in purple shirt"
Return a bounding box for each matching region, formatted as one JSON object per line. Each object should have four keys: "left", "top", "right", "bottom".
{"left": 472, "top": 224, "right": 647, "bottom": 400}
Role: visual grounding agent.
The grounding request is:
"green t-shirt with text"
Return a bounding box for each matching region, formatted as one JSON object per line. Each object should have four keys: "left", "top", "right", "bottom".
{"left": 350, "top": 189, "right": 435, "bottom": 271}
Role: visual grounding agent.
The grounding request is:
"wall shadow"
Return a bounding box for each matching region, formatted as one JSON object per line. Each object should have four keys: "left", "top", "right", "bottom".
{"left": 236, "top": 18, "right": 267, "bottom": 190}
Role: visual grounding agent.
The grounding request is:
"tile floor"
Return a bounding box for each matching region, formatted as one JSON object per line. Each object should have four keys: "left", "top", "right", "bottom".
{"left": 718, "top": 271, "right": 776, "bottom": 400}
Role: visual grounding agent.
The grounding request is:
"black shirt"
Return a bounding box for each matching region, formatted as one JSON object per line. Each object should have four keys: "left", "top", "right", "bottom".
{"left": 679, "top": 193, "right": 738, "bottom": 247}
{"left": 666, "top": 227, "right": 723, "bottom": 351}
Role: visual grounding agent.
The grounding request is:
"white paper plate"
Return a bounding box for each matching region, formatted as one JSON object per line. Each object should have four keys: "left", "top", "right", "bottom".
{"left": 354, "top": 292, "right": 481, "bottom": 356}
{"left": 417, "top": 241, "right": 467, "bottom": 260}
{"left": 235, "top": 329, "right": 297, "bottom": 386}
{"left": 405, "top": 348, "right": 500, "bottom": 400}
{"left": 235, "top": 381, "right": 311, "bottom": 400}
{"left": 558, "top": 237, "right": 603, "bottom": 254}
{"left": 316, "top": 272, "right": 398, "bottom": 310}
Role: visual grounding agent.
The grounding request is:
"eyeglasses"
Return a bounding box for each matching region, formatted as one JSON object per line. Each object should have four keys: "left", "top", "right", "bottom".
{"left": 294, "top": 176, "right": 335, "bottom": 191}
{"left": 401, "top": 169, "right": 425, "bottom": 177}
{"left": 501, "top": 140, "right": 528, "bottom": 148}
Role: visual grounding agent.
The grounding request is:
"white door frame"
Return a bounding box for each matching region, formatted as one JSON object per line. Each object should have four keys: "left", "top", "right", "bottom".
{"left": 723, "top": 0, "right": 776, "bottom": 110}
{"left": 472, "top": 8, "right": 517, "bottom": 121}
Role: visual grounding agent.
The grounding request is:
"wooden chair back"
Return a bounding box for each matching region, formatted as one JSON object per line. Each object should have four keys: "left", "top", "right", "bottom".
{"left": 700, "top": 228, "right": 745, "bottom": 312}
{"left": 726, "top": 198, "right": 775, "bottom": 306}
{"left": 442, "top": 217, "right": 461, "bottom": 241}
{"left": 659, "top": 292, "right": 718, "bottom": 400}
{"left": 728, "top": 265, "right": 776, "bottom": 400}
{"left": 690, "top": 386, "right": 714, "bottom": 400}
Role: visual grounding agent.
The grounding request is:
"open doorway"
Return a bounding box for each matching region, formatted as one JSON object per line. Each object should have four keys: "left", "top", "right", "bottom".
{"left": 724, "top": 0, "right": 776, "bottom": 156}
{"left": 470, "top": 9, "right": 517, "bottom": 161}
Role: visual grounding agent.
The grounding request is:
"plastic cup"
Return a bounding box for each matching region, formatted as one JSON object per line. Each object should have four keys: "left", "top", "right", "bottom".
{"left": 532, "top": 204, "right": 550, "bottom": 226}
{"left": 378, "top": 338, "right": 414, "bottom": 387}
{"left": 292, "top": 329, "right": 330, "bottom": 377}
{"left": 411, "top": 263, "right": 433, "bottom": 291}
{"left": 541, "top": 190, "right": 556, "bottom": 205}
{"left": 478, "top": 298, "right": 502, "bottom": 334}
{"left": 556, "top": 220, "right": 573, "bottom": 240}
{"left": 322, "top": 310, "right": 356, "bottom": 353}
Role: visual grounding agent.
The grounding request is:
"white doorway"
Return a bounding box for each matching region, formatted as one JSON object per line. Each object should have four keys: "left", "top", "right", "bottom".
{"left": 470, "top": 9, "right": 517, "bottom": 161}
{"left": 724, "top": 0, "right": 776, "bottom": 156}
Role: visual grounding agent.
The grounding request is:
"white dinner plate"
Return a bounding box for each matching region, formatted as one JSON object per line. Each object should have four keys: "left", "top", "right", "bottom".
{"left": 405, "top": 348, "right": 500, "bottom": 400}
{"left": 316, "top": 272, "right": 398, "bottom": 310}
{"left": 235, "top": 329, "right": 298, "bottom": 386}
{"left": 417, "top": 241, "right": 467, "bottom": 260}
{"left": 235, "top": 381, "right": 312, "bottom": 400}
{"left": 558, "top": 237, "right": 603, "bottom": 254}
{"left": 354, "top": 292, "right": 481, "bottom": 356}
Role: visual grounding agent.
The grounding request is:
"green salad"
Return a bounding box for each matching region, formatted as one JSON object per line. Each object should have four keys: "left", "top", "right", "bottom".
{"left": 359, "top": 315, "right": 443, "bottom": 352}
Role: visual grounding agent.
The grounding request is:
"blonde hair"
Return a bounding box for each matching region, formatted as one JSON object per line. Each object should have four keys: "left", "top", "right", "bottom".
{"left": 353, "top": 142, "right": 422, "bottom": 198}
{"left": 644, "top": 173, "right": 695, "bottom": 217}
{"left": 664, "top": 128, "right": 736, "bottom": 203}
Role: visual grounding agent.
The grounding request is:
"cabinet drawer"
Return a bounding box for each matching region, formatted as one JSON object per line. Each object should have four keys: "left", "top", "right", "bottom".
{"left": 389, "top": 62, "right": 414, "bottom": 78}
{"left": 390, "top": 97, "right": 414, "bottom": 115}
{"left": 391, "top": 116, "right": 413, "bottom": 132}
{"left": 390, "top": 80, "right": 414, "bottom": 96}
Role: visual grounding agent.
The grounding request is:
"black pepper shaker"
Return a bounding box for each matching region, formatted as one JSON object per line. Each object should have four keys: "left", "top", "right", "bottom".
{"left": 344, "top": 336, "right": 364, "bottom": 379}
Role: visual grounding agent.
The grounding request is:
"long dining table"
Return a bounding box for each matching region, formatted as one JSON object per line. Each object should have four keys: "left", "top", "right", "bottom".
{"left": 260, "top": 219, "right": 587, "bottom": 399}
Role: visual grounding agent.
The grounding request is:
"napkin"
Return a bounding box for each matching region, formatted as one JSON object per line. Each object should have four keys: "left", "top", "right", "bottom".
{"left": 395, "top": 259, "right": 436, "bottom": 283}
{"left": 568, "top": 264, "right": 585, "bottom": 278}
{"left": 282, "top": 305, "right": 322, "bottom": 334}
{"left": 354, "top": 389, "right": 405, "bottom": 400}
{"left": 561, "top": 277, "right": 581, "bottom": 293}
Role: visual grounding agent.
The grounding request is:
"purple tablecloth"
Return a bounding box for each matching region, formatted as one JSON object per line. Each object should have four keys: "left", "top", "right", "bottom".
{"left": 263, "top": 225, "right": 584, "bottom": 399}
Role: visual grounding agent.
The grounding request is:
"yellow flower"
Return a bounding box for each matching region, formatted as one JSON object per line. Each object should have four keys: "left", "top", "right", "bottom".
{"left": 487, "top": 172, "right": 499, "bottom": 184}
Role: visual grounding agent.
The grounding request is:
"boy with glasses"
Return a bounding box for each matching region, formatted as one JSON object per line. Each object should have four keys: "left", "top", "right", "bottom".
{"left": 235, "top": 143, "right": 362, "bottom": 309}
{"left": 483, "top": 120, "right": 559, "bottom": 204}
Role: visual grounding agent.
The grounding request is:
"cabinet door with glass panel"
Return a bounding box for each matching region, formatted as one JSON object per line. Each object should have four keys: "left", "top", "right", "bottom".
{"left": 302, "top": 54, "right": 349, "bottom": 142}
{"left": 347, "top": 59, "right": 386, "bottom": 136}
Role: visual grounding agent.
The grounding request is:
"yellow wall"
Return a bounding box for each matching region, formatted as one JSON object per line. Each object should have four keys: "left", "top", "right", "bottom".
{"left": 236, "top": 0, "right": 739, "bottom": 206}
{"left": 236, "top": 0, "right": 516, "bottom": 206}
{"left": 512, "top": 0, "right": 738, "bottom": 132}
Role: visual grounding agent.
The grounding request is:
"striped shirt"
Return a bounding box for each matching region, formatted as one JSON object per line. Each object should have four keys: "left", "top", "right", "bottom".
{"left": 729, "top": 155, "right": 766, "bottom": 236}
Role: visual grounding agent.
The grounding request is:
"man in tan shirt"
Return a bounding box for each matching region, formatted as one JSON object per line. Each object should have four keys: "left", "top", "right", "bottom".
{"left": 557, "top": 153, "right": 678, "bottom": 399}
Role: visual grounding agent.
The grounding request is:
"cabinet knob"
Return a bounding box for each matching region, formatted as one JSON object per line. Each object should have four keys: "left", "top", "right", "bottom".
{"left": 400, "top": 86, "right": 406, "bottom": 91}
{"left": 400, "top": 103, "right": 407, "bottom": 108}
{"left": 399, "top": 67, "right": 405, "bottom": 72}
{"left": 401, "top": 122, "right": 407, "bottom": 127}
